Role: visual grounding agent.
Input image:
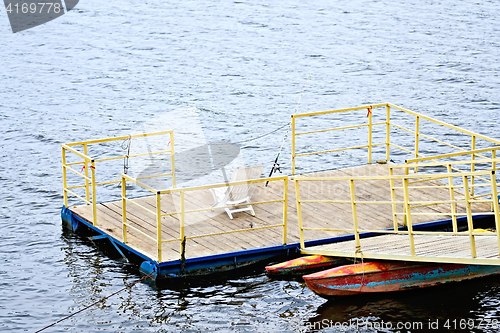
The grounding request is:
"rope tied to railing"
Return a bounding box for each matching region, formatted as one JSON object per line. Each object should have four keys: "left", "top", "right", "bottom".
{"left": 121, "top": 134, "right": 132, "bottom": 174}
{"left": 80, "top": 165, "right": 95, "bottom": 173}
{"left": 354, "top": 246, "right": 366, "bottom": 293}
{"left": 366, "top": 105, "right": 372, "bottom": 117}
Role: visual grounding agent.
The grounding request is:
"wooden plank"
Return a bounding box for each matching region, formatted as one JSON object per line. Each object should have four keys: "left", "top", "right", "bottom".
{"left": 305, "top": 233, "right": 500, "bottom": 264}
{"left": 296, "top": 177, "right": 394, "bottom": 233}
{"left": 135, "top": 190, "right": 280, "bottom": 257}
{"left": 72, "top": 203, "right": 162, "bottom": 259}
{"left": 177, "top": 189, "right": 284, "bottom": 249}
{"left": 163, "top": 196, "right": 268, "bottom": 250}
{"left": 116, "top": 196, "right": 242, "bottom": 259}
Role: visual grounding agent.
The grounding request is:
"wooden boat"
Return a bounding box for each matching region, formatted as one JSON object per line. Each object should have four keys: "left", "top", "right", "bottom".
{"left": 303, "top": 261, "right": 500, "bottom": 298}
{"left": 265, "top": 255, "right": 349, "bottom": 276}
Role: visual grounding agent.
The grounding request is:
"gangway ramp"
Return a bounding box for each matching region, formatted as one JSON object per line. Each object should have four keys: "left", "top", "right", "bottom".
{"left": 294, "top": 163, "right": 500, "bottom": 266}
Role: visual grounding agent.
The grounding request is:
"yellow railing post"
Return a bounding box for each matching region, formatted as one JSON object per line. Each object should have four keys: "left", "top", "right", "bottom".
{"left": 349, "top": 179, "right": 361, "bottom": 250}
{"left": 402, "top": 164, "right": 410, "bottom": 226}
{"left": 62, "top": 147, "right": 68, "bottom": 207}
{"left": 389, "top": 166, "right": 399, "bottom": 230}
{"left": 156, "top": 191, "right": 162, "bottom": 262}
{"left": 282, "top": 177, "right": 288, "bottom": 245}
{"left": 291, "top": 116, "right": 296, "bottom": 175}
{"left": 490, "top": 171, "right": 500, "bottom": 255}
{"left": 294, "top": 179, "right": 305, "bottom": 249}
{"left": 386, "top": 104, "right": 391, "bottom": 161}
{"left": 402, "top": 177, "right": 415, "bottom": 256}
{"left": 121, "top": 175, "right": 127, "bottom": 244}
{"left": 462, "top": 176, "right": 477, "bottom": 258}
{"left": 90, "top": 160, "right": 97, "bottom": 226}
{"left": 471, "top": 136, "right": 476, "bottom": 197}
{"left": 493, "top": 149, "right": 497, "bottom": 212}
{"left": 446, "top": 164, "right": 458, "bottom": 232}
{"left": 414, "top": 116, "right": 419, "bottom": 173}
{"left": 180, "top": 191, "right": 186, "bottom": 260}
{"left": 170, "top": 131, "right": 176, "bottom": 188}
{"left": 368, "top": 106, "right": 373, "bottom": 164}
{"left": 83, "top": 143, "right": 90, "bottom": 204}
{"left": 493, "top": 149, "right": 497, "bottom": 172}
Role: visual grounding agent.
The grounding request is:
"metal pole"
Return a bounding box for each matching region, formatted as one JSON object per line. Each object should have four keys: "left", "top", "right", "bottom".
{"left": 493, "top": 149, "right": 497, "bottom": 172}
{"left": 180, "top": 191, "right": 185, "bottom": 261}
{"left": 156, "top": 191, "right": 162, "bottom": 262}
{"left": 447, "top": 164, "right": 458, "bottom": 233}
{"left": 402, "top": 178, "right": 415, "bottom": 256}
{"left": 83, "top": 143, "right": 90, "bottom": 204}
{"left": 389, "top": 167, "right": 399, "bottom": 231}
{"left": 122, "top": 175, "right": 127, "bottom": 244}
{"left": 368, "top": 107, "right": 373, "bottom": 164}
{"left": 490, "top": 171, "right": 500, "bottom": 256}
{"left": 62, "top": 147, "right": 68, "bottom": 208}
{"left": 291, "top": 116, "right": 296, "bottom": 176}
{"left": 463, "top": 176, "right": 477, "bottom": 258}
{"left": 349, "top": 179, "right": 361, "bottom": 249}
{"left": 414, "top": 116, "right": 419, "bottom": 173}
{"left": 91, "top": 160, "right": 97, "bottom": 226}
{"left": 386, "top": 104, "right": 391, "bottom": 162}
{"left": 471, "top": 136, "right": 476, "bottom": 197}
{"left": 294, "top": 179, "right": 305, "bottom": 249}
{"left": 282, "top": 177, "right": 288, "bottom": 245}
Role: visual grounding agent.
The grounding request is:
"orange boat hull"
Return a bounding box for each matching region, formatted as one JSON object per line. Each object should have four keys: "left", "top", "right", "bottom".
{"left": 303, "top": 261, "right": 500, "bottom": 297}
{"left": 266, "top": 255, "right": 349, "bottom": 275}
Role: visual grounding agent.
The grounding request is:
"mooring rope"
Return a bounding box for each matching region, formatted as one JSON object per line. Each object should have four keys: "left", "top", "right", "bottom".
{"left": 235, "top": 122, "right": 290, "bottom": 145}
{"left": 354, "top": 246, "right": 366, "bottom": 293}
{"left": 35, "top": 272, "right": 155, "bottom": 333}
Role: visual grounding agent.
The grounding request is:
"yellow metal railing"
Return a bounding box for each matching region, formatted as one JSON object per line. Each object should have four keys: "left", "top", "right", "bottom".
{"left": 404, "top": 146, "right": 500, "bottom": 196}
{"left": 121, "top": 174, "right": 289, "bottom": 262}
{"left": 293, "top": 168, "right": 500, "bottom": 263}
{"left": 291, "top": 103, "right": 500, "bottom": 175}
{"left": 62, "top": 130, "right": 175, "bottom": 226}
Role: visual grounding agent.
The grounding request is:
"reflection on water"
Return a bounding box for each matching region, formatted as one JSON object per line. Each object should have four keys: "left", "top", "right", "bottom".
{"left": 56, "top": 230, "right": 500, "bottom": 332}
{"left": 307, "top": 278, "right": 500, "bottom": 332}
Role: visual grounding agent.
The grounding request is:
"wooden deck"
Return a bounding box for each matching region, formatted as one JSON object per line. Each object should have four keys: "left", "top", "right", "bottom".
{"left": 69, "top": 163, "right": 493, "bottom": 263}
{"left": 301, "top": 234, "right": 500, "bottom": 265}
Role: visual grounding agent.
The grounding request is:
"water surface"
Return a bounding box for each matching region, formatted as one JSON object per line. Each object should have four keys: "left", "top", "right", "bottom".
{"left": 1, "top": 0, "right": 500, "bottom": 332}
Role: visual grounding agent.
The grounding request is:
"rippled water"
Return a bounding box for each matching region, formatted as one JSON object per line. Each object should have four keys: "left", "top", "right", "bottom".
{"left": 2, "top": 0, "right": 500, "bottom": 332}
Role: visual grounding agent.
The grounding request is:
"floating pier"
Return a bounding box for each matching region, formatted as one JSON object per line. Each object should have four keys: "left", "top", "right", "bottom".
{"left": 61, "top": 103, "right": 500, "bottom": 280}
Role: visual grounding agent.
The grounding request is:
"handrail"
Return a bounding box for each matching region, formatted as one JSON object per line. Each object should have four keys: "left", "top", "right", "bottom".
{"left": 402, "top": 147, "right": 500, "bottom": 198}
{"left": 64, "top": 130, "right": 174, "bottom": 146}
{"left": 387, "top": 103, "right": 500, "bottom": 146}
{"left": 62, "top": 130, "right": 175, "bottom": 228}
{"left": 293, "top": 169, "right": 494, "bottom": 181}
{"left": 121, "top": 174, "right": 289, "bottom": 262}
{"left": 291, "top": 103, "right": 500, "bottom": 176}
{"left": 406, "top": 146, "right": 500, "bottom": 164}
{"left": 292, "top": 103, "right": 388, "bottom": 118}
{"left": 293, "top": 168, "right": 500, "bottom": 262}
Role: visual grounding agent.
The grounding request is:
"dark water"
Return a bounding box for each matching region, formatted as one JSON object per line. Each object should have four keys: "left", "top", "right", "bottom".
{"left": 2, "top": 0, "right": 500, "bottom": 332}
